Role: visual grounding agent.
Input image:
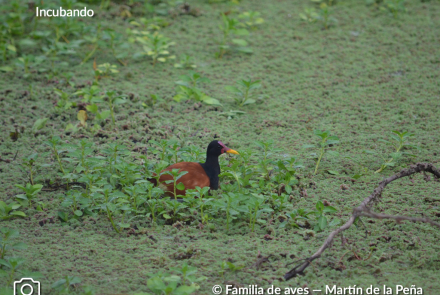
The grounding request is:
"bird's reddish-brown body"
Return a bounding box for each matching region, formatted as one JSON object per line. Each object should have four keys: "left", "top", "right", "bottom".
{"left": 159, "top": 162, "right": 210, "bottom": 196}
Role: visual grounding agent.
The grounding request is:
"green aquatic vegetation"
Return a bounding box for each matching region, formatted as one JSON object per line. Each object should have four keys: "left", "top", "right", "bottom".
{"left": 0, "top": 42, "right": 16, "bottom": 63}
{"left": 162, "top": 169, "right": 188, "bottom": 201}
{"left": 220, "top": 158, "right": 254, "bottom": 192}
{"left": 254, "top": 140, "right": 281, "bottom": 180}
{"left": 141, "top": 94, "right": 162, "bottom": 108}
{"left": 94, "top": 63, "right": 119, "bottom": 81}
{"left": 0, "top": 202, "right": 26, "bottom": 221}
{"left": 217, "top": 13, "right": 252, "bottom": 58}
{"left": 0, "top": 257, "right": 26, "bottom": 287}
{"left": 32, "top": 117, "right": 48, "bottom": 134}
{"left": 14, "top": 55, "right": 38, "bottom": 79}
{"left": 214, "top": 192, "right": 241, "bottom": 231}
{"left": 130, "top": 17, "right": 170, "bottom": 31}
{"left": 51, "top": 275, "right": 82, "bottom": 293}
{"left": 54, "top": 88, "right": 76, "bottom": 110}
{"left": 311, "top": 200, "right": 339, "bottom": 232}
{"left": 76, "top": 85, "right": 102, "bottom": 104}
{"left": 381, "top": 0, "right": 406, "bottom": 18}
{"left": 131, "top": 30, "right": 175, "bottom": 66}
{"left": 102, "top": 29, "right": 130, "bottom": 66}
{"left": 317, "top": 3, "right": 337, "bottom": 29}
{"left": 170, "top": 263, "right": 207, "bottom": 286}
{"left": 299, "top": 7, "right": 319, "bottom": 23}
{"left": 187, "top": 186, "right": 211, "bottom": 224}
{"left": 303, "top": 130, "right": 340, "bottom": 175}
{"left": 300, "top": 3, "right": 337, "bottom": 29}
{"left": 218, "top": 110, "right": 246, "bottom": 120}
{"left": 80, "top": 25, "right": 103, "bottom": 65}
{"left": 104, "top": 90, "right": 127, "bottom": 126}
{"left": 273, "top": 157, "right": 302, "bottom": 193}
{"left": 144, "top": 273, "right": 198, "bottom": 295}
{"left": 96, "top": 186, "right": 131, "bottom": 233}
{"left": 20, "top": 153, "right": 38, "bottom": 185}
{"left": 366, "top": 130, "right": 418, "bottom": 173}
{"left": 247, "top": 194, "right": 273, "bottom": 232}
{"left": 14, "top": 183, "right": 43, "bottom": 207}
{"left": 225, "top": 79, "right": 261, "bottom": 106}
{"left": 174, "top": 54, "right": 197, "bottom": 69}
{"left": 238, "top": 11, "right": 265, "bottom": 30}
{"left": 61, "top": 191, "right": 85, "bottom": 217}
{"left": 173, "top": 71, "right": 220, "bottom": 105}
{"left": 0, "top": 228, "right": 27, "bottom": 260}
{"left": 279, "top": 208, "right": 313, "bottom": 229}
{"left": 44, "top": 136, "right": 67, "bottom": 175}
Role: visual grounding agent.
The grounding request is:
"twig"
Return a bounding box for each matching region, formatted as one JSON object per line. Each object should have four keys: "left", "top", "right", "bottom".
{"left": 13, "top": 150, "right": 18, "bottom": 161}
{"left": 284, "top": 162, "right": 440, "bottom": 280}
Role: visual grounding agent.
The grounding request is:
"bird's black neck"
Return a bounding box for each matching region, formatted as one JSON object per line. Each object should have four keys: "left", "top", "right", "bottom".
{"left": 199, "top": 155, "right": 220, "bottom": 190}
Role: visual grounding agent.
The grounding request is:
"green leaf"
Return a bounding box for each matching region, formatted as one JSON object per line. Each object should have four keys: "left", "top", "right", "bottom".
{"left": 328, "top": 218, "right": 341, "bottom": 227}
{"left": 318, "top": 215, "right": 327, "bottom": 230}
{"left": 12, "top": 242, "right": 28, "bottom": 250}
{"left": 327, "top": 170, "right": 339, "bottom": 175}
{"left": 99, "top": 110, "right": 111, "bottom": 120}
{"left": 326, "top": 150, "right": 339, "bottom": 157}
{"left": 163, "top": 214, "right": 171, "bottom": 219}
{"left": 234, "top": 28, "right": 249, "bottom": 36}
{"left": 176, "top": 182, "right": 185, "bottom": 191}
{"left": 316, "top": 201, "right": 324, "bottom": 211}
{"left": 86, "top": 104, "right": 98, "bottom": 113}
{"left": 323, "top": 206, "right": 337, "bottom": 213}
{"left": 74, "top": 210, "right": 83, "bottom": 217}
{"left": 231, "top": 39, "right": 248, "bottom": 46}
{"left": 202, "top": 96, "right": 221, "bottom": 105}
{"left": 242, "top": 99, "right": 256, "bottom": 105}
{"left": 0, "top": 66, "right": 13, "bottom": 72}
{"left": 32, "top": 118, "right": 48, "bottom": 133}
{"left": 10, "top": 211, "right": 26, "bottom": 217}
{"left": 113, "top": 98, "right": 127, "bottom": 105}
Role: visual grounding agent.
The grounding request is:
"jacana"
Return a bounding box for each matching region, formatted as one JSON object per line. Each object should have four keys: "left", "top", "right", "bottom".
{"left": 152, "top": 140, "right": 239, "bottom": 196}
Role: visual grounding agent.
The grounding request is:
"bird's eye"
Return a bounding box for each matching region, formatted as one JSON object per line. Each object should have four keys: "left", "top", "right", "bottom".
{"left": 218, "top": 145, "right": 222, "bottom": 148}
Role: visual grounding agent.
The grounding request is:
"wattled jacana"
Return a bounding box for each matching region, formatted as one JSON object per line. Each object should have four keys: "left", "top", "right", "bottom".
{"left": 151, "top": 140, "right": 239, "bottom": 196}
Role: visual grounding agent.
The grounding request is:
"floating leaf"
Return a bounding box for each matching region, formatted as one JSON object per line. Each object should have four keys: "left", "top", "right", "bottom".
{"left": 77, "top": 110, "right": 87, "bottom": 127}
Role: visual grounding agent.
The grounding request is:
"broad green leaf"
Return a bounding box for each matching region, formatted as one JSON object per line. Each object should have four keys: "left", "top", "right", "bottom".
{"left": 32, "top": 118, "right": 48, "bottom": 133}
{"left": 231, "top": 39, "right": 248, "bottom": 46}
{"left": 327, "top": 170, "right": 339, "bottom": 175}
{"left": 318, "top": 215, "right": 327, "bottom": 230}
{"left": 86, "top": 104, "right": 98, "bottom": 113}
{"left": 323, "top": 206, "right": 337, "bottom": 213}
{"left": 10, "top": 211, "right": 26, "bottom": 217}
{"left": 0, "top": 66, "right": 13, "bottom": 72}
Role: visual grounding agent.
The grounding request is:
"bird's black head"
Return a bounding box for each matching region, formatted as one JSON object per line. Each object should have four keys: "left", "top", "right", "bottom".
{"left": 206, "top": 140, "right": 239, "bottom": 157}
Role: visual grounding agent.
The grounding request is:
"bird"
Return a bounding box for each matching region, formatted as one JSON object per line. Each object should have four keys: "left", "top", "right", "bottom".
{"left": 150, "top": 140, "right": 239, "bottom": 196}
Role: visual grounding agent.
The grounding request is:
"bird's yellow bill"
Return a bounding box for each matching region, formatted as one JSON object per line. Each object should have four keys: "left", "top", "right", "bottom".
{"left": 226, "top": 149, "right": 239, "bottom": 155}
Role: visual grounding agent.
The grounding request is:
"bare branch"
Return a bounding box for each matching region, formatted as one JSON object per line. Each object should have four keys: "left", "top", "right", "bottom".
{"left": 284, "top": 162, "right": 440, "bottom": 280}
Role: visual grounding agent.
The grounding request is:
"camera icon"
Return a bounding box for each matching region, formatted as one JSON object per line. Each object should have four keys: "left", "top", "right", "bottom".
{"left": 14, "top": 278, "right": 40, "bottom": 295}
